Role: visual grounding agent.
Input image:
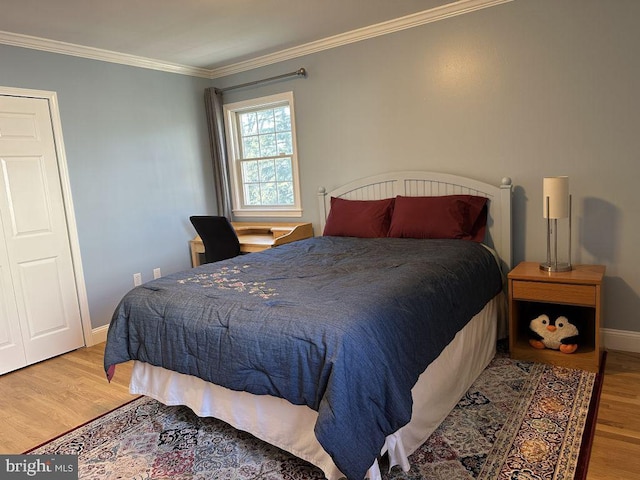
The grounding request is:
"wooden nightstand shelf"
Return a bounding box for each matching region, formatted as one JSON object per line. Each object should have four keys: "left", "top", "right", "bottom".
{"left": 508, "top": 261, "right": 605, "bottom": 372}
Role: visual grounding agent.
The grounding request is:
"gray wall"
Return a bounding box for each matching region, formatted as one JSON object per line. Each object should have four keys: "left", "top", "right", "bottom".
{"left": 0, "top": 45, "right": 214, "bottom": 330}
{"left": 216, "top": 0, "right": 640, "bottom": 333}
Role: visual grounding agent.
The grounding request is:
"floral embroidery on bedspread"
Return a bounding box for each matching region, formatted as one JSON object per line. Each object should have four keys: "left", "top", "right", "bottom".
{"left": 177, "top": 265, "right": 278, "bottom": 299}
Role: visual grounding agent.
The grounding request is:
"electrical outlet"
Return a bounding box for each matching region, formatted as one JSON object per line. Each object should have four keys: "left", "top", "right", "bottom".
{"left": 133, "top": 273, "right": 142, "bottom": 286}
{"left": 153, "top": 267, "right": 161, "bottom": 279}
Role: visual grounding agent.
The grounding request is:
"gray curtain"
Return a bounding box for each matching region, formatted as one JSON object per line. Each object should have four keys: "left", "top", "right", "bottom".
{"left": 204, "top": 87, "right": 233, "bottom": 219}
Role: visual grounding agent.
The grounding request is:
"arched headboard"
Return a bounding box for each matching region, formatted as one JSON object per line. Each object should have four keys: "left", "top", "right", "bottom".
{"left": 318, "top": 171, "right": 513, "bottom": 270}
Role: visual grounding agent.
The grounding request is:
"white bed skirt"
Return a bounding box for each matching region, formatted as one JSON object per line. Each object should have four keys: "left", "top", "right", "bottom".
{"left": 130, "top": 294, "right": 500, "bottom": 480}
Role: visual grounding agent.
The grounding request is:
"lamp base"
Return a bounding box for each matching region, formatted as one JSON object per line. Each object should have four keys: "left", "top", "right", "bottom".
{"left": 539, "top": 262, "right": 572, "bottom": 273}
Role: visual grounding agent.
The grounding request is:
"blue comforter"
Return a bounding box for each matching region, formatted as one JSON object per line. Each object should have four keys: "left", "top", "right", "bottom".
{"left": 104, "top": 236, "right": 502, "bottom": 480}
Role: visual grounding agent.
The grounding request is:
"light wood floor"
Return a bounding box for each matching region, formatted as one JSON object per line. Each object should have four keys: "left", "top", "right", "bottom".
{"left": 588, "top": 350, "right": 640, "bottom": 479}
{"left": 0, "top": 343, "right": 134, "bottom": 453}
{"left": 1, "top": 345, "right": 639, "bottom": 478}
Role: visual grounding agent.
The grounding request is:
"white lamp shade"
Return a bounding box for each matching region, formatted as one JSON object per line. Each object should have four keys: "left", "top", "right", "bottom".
{"left": 543, "top": 176, "right": 569, "bottom": 219}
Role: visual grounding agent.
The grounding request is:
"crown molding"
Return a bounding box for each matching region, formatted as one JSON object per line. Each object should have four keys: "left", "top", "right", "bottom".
{"left": 0, "top": 0, "right": 512, "bottom": 80}
{"left": 210, "top": 0, "right": 513, "bottom": 78}
{"left": 0, "top": 30, "right": 212, "bottom": 78}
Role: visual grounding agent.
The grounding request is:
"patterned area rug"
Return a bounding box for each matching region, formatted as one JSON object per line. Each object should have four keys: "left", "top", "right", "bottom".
{"left": 28, "top": 351, "right": 598, "bottom": 480}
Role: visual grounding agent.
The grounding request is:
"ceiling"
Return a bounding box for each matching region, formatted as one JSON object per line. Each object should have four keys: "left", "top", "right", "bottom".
{"left": 0, "top": 0, "right": 502, "bottom": 77}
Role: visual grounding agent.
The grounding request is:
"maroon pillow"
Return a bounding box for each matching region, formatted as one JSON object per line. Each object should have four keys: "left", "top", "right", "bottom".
{"left": 387, "top": 195, "right": 488, "bottom": 241}
{"left": 323, "top": 197, "right": 395, "bottom": 238}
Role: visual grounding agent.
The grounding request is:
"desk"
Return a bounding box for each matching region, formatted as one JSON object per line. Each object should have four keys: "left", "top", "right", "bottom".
{"left": 190, "top": 221, "right": 314, "bottom": 267}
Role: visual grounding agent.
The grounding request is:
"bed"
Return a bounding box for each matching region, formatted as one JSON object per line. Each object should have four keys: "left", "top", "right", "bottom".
{"left": 104, "top": 171, "right": 513, "bottom": 480}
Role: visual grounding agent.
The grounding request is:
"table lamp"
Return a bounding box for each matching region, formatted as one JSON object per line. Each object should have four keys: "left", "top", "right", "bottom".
{"left": 540, "top": 176, "right": 572, "bottom": 272}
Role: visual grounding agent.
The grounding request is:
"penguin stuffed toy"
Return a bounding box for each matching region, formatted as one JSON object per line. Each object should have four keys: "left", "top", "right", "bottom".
{"left": 529, "top": 314, "right": 579, "bottom": 354}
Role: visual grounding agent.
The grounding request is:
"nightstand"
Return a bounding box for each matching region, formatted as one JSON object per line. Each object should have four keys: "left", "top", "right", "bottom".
{"left": 508, "top": 261, "right": 605, "bottom": 372}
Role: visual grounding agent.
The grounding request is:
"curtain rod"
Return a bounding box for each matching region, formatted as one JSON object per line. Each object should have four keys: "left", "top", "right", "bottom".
{"left": 217, "top": 68, "right": 307, "bottom": 93}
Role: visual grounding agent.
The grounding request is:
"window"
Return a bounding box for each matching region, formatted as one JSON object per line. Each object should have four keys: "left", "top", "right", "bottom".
{"left": 224, "top": 92, "right": 302, "bottom": 217}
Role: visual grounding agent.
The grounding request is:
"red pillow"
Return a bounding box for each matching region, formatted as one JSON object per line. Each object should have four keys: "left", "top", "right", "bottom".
{"left": 387, "top": 195, "right": 488, "bottom": 241}
{"left": 323, "top": 197, "right": 395, "bottom": 238}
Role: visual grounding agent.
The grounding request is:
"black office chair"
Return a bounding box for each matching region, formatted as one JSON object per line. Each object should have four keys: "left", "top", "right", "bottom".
{"left": 190, "top": 216, "right": 241, "bottom": 264}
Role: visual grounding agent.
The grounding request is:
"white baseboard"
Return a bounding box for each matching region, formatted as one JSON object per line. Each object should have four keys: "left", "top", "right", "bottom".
{"left": 602, "top": 328, "right": 640, "bottom": 353}
{"left": 90, "top": 324, "right": 109, "bottom": 345}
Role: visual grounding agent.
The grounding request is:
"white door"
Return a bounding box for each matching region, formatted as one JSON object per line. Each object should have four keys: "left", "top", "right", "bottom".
{"left": 0, "top": 221, "right": 24, "bottom": 373}
{"left": 0, "top": 95, "right": 85, "bottom": 375}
